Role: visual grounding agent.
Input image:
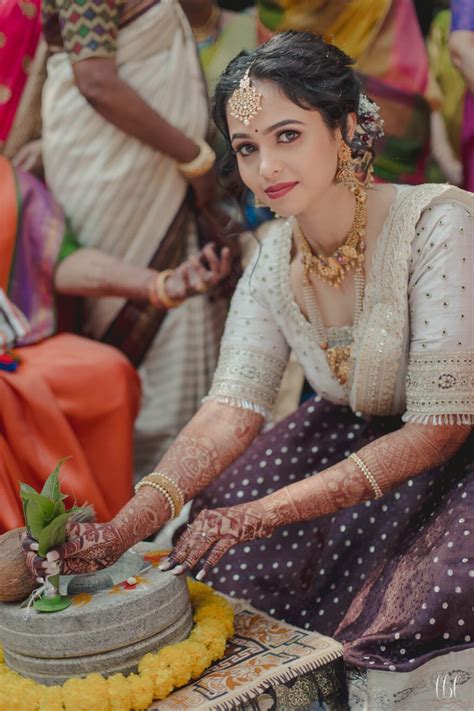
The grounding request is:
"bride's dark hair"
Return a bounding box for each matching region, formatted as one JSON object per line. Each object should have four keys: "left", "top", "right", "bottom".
{"left": 213, "top": 31, "right": 365, "bottom": 180}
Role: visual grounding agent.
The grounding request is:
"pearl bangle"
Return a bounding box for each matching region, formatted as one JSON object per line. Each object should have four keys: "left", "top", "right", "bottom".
{"left": 349, "top": 453, "right": 383, "bottom": 499}
{"left": 135, "top": 479, "right": 176, "bottom": 519}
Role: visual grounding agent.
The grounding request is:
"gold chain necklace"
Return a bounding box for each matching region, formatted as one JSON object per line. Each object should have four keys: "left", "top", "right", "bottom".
{"left": 302, "top": 268, "right": 365, "bottom": 386}
{"left": 294, "top": 186, "right": 367, "bottom": 288}
{"left": 295, "top": 184, "right": 368, "bottom": 385}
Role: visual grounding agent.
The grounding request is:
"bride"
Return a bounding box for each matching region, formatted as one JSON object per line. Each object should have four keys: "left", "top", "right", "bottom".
{"left": 25, "top": 30, "right": 473, "bottom": 705}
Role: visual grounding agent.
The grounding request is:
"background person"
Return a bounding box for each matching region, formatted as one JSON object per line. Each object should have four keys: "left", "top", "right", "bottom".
{"left": 0, "top": 157, "right": 231, "bottom": 532}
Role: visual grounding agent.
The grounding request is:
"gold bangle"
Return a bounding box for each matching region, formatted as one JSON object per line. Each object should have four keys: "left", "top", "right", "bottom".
{"left": 154, "top": 269, "right": 184, "bottom": 309}
{"left": 349, "top": 453, "right": 383, "bottom": 499}
{"left": 192, "top": 3, "right": 220, "bottom": 43}
{"left": 177, "top": 139, "right": 216, "bottom": 179}
{"left": 146, "top": 472, "right": 184, "bottom": 516}
{"left": 135, "top": 479, "right": 177, "bottom": 519}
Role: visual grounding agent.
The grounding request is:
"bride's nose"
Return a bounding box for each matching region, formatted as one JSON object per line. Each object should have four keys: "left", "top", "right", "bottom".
{"left": 258, "top": 148, "right": 282, "bottom": 181}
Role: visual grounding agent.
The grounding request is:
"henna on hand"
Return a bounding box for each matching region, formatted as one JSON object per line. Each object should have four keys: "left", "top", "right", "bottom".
{"left": 164, "top": 500, "right": 276, "bottom": 578}
{"left": 156, "top": 401, "right": 263, "bottom": 501}
{"left": 164, "top": 422, "right": 470, "bottom": 577}
{"left": 26, "top": 403, "right": 262, "bottom": 576}
{"left": 262, "top": 422, "right": 471, "bottom": 526}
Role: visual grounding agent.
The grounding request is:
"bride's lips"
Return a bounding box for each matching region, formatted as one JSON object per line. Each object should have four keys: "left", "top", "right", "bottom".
{"left": 264, "top": 182, "right": 298, "bottom": 200}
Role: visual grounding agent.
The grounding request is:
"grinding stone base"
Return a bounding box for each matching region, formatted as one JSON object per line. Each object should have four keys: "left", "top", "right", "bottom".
{"left": 4, "top": 607, "right": 193, "bottom": 686}
{"left": 0, "top": 544, "right": 194, "bottom": 686}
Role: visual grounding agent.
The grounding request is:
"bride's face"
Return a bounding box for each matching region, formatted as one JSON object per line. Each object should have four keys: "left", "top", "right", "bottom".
{"left": 227, "top": 80, "right": 347, "bottom": 218}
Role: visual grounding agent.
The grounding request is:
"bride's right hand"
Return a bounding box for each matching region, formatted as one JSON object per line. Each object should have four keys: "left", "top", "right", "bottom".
{"left": 21, "top": 520, "right": 125, "bottom": 578}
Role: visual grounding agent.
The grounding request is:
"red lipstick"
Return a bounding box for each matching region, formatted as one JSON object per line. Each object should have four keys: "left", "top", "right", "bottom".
{"left": 264, "top": 182, "right": 298, "bottom": 200}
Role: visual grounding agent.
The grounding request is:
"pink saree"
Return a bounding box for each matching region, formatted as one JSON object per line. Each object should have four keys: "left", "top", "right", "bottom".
{"left": 0, "top": 0, "right": 42, "bottom": 147}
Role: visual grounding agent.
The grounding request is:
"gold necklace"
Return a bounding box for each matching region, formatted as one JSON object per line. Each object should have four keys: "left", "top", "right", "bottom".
{"left": 301, "top": 268, "right": 365, "bottom": 386}
{"left": 192, "top": 3, "right": 221, "bottom": 43}
{"left": 294, "top": 185, "right": 368, "bottom": 288}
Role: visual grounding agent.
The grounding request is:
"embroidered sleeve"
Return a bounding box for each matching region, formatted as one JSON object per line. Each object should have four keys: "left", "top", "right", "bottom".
{"left": 403, "top": 199, "right": 474, "bottom": 425}
{"left": 205, "top": 250, "right": 290, "bottom": 420}
{"left": 56, "top": 0, "right": 120, "bottom": 62}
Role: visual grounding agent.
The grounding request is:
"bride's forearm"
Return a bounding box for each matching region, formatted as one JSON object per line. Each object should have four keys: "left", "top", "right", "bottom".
{"left": 156, "top": 401, "right": 264, "bottom": 501}
{"left": 110, "top": 403, "right": 263, "bottom": 548}
{"left": 260, "top": 423, "right": 471, "bottom": 527}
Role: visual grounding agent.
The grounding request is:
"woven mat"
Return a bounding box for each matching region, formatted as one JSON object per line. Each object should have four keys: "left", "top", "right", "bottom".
{"left": 150, "top": 598, "right": 343, "bottom": 711}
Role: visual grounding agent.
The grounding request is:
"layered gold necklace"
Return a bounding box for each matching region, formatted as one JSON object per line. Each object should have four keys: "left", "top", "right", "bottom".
{"left": 295, "top": 185, "right": 368, "bottom": 386}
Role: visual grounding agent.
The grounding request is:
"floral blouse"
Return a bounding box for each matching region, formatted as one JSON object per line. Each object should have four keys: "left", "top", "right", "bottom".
{"left": 207, "top": 185, "right": 474, "bottom": 425}
{"left": 42, "top": 0, "right": 121, "bottom": 62}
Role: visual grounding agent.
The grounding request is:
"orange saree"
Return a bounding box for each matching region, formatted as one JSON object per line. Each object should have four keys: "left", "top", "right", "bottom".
{"left": 0, "top": 157, "right": 140, "bottom": 532}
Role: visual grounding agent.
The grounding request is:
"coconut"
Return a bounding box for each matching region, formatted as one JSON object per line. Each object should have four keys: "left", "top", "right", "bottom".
{"left": 0, "top": 528, "right": 37, "bottom": 603}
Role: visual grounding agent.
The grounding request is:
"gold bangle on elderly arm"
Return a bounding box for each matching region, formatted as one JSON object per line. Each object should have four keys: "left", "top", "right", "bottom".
{"left": 152, "top": 269, "right": 185, "bottom": 309}
{"left": 177, "top": 139, "right": 216, "bottom": 179}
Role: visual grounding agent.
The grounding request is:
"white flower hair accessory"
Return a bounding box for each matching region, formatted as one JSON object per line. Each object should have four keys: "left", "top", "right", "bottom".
{"left": 355, "top": 93, "right": 384, "bottom": 148}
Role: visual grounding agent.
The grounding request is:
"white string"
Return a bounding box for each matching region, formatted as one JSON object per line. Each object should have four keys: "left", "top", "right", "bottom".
{"left": 22, "top": 582, "right": 47, "bottom": 621}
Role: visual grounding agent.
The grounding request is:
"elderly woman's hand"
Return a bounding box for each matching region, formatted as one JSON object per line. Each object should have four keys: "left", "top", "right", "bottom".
{"left": 165, "top": 243, "right": 232, "bottom": 301}
{"left": 160, "top": 501, "right": 278, "bottom": 579}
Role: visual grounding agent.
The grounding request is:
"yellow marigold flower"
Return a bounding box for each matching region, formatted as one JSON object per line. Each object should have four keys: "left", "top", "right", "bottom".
{"left": 193, "top": 603, "right": 234, "bottom": 636}
{"left": 63, "top": 674, "right": 110, "bottom": 711}
{"left": 187, "top": 578, "right": 212, "bottom": 598}
{"left": 128, "top": 672, "right": 154, "bottom": 710}
{"left": 155, "top": 644, "right": 192, "bottom": 687}
{"left": 0, "top": 679, "right": 39, "bottom": 711}
{"left": 181, "top": 640, "right": 212, "bottom": 680}
{"left": 152, "top": 668, "right": 174, "bottom": 700}
{"left": 191, "top": 618, "right": 229, "bottom": 660}
{"left": 137, "top": 652, "right": 159, "bottom": 676}
{"left": 107, "top": 673, "right": 132, "bottom": 711}
{"left": 39, "top": 685, "right": 65, "bottom": 711}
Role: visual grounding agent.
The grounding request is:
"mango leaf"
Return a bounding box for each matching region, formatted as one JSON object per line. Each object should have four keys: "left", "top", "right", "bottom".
{"left": 25, "top": 493, "right": 57, "bottom": 540}
{"left": 41, "top": 458, "right": 70, "bottom": 501}
{"left": 37, "top": 512, "right": 71, "bottom": 557}
{"left": 51, "top": 499, "right": 66, "bottom": 519}
{"left": 19, "top": 483, "right": 37, "bottom": 523}
{"left": 19, "top": 483, "right": 37, "bottom": 497}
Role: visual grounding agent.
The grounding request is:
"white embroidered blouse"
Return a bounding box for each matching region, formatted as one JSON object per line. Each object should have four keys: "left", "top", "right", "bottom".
{"left": 207, "top": 184, "right": 474, "bottom": 425}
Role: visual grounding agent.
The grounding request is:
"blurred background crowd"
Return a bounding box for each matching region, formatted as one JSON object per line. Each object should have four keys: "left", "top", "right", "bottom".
{"left": 0, "top": 0, "right": 473, "bottom": 532}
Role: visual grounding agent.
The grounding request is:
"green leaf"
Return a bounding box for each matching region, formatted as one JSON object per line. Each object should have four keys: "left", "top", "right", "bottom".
{"left": 25, "top": 493, "right": 56, "bottom": 540}
{"left": 19, "top": 483, "right": 37, "bottom": 497}
{"left": 51, "top": 500, "right": 66, "bottom": 519}
{"left": 37, "top": 512, "right": 70, "bottom": 557}
{"left": 40, "top": 457, "right": 71, "bottom": 501}
{"left": 19, "top": 484, "right": 37, "bottom": 524}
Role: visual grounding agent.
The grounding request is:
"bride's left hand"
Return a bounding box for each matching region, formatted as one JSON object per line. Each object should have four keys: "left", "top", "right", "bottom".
{"left": 160, "top": 502, "right": 277, "bottom": 579}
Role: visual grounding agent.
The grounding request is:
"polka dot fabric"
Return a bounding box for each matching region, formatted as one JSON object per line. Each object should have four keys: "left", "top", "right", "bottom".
{"left": 189, "top": 396, "right": 474, "bottom": 672}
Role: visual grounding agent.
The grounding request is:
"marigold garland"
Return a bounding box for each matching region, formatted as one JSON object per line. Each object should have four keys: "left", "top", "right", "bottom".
{"left": 0, "top": 579, "right": 234, "bottom": 711}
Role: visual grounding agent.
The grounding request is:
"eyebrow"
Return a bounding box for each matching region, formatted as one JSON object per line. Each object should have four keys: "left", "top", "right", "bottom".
{"left": 231, "top": 119, "right": 305, "bottom": 141}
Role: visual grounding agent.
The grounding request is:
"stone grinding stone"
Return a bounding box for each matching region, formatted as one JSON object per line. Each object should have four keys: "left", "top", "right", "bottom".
{"left": 0, "top": 543, "right": 193, "bottom": 685}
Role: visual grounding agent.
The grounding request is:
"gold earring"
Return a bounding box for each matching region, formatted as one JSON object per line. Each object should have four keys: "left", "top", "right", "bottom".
{"left": 254, "top": 194, "right": 265, "bottom": 208}
{"left": 335, "top": 142, "right": 359, "bottom": 192}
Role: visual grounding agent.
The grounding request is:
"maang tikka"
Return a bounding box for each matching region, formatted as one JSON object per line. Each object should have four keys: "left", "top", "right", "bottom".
{"left": 228, "top": 65, "right": 262, "bottom": 127}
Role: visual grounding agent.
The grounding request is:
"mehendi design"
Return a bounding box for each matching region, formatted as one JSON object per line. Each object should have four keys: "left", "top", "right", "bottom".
{"left": 157, "top": 402, "right": 262, "bottom": 500}
{"left": 167, "top": 501, "right": 276, "bottom": 576}
{"left": 43, "top": 402, "right": 262, "bottom": 575}
{"left": 168, "top": 422, "right": 470, "bottom": 575}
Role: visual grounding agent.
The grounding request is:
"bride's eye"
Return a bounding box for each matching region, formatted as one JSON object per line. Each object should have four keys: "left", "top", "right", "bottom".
{"left": 234, "top": 143, "right": 257, "bottom": 157}
{"left": 278, "top": 130, "right": 300, "bottom": 143}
